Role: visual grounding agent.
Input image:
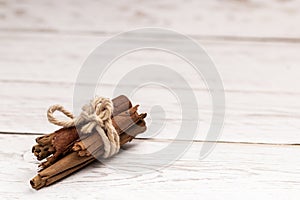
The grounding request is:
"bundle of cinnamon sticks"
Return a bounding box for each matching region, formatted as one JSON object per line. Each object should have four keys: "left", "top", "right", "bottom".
{"left": 30, "top": 95, "right": 147, "bottom": 190}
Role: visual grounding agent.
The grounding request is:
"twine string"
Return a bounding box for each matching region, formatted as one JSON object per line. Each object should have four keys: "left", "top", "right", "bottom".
{"left": 47, "top": 97, "right": 120, "bottom": 158}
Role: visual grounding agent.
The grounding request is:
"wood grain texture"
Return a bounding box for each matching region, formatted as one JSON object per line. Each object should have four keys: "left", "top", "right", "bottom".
{"left": 0, "top": 33, "right": 299, "bottom": 144}
{"left": 0, "top": 134, "right": 299, "bottom": 199}
{"left": 0, "top": 0, "right": 299, "bottom": 199}
{"left": 0, "top": 0, "right": 300, "bottom": 39}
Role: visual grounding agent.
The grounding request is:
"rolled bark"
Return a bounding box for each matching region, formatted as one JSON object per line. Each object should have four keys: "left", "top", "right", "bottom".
{"left": 30, "top": 95, "right": 147, "bottom": 190}
{"left": 32, "top": 95, "right": 133, "bottom": 168}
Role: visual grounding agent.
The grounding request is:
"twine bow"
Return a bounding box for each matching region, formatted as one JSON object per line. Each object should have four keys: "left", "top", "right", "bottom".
{"left": 47, "top": 97, "right": 120, "bottom": 158}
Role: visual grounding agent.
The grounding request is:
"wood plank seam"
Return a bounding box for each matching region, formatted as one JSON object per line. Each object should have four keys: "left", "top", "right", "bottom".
{"left": 1, "top": 28, "right": 300, "bottom": 44}
{"left": 1, "top": 131, "right": 300, "bottom": 147}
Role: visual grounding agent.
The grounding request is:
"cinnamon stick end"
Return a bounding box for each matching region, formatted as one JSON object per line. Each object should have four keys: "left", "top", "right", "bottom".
{"left": 30, "top": 174, "right": 46, "bottom": 190}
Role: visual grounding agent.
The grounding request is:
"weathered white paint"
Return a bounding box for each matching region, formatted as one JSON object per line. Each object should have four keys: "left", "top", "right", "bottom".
{"left": 0, "top": 0, "right": 299, "bottom": 199}
{"left": 0, "top": 135, "right": 300, "bottom": 200}
{"left": 0, "top": 33, "right": 299, "bottom": 144}
{"left": 0, "top": 0, "right": 300, "bottom": 38}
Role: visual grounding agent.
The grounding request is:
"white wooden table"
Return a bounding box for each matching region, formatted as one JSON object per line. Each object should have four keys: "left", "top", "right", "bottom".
{"left": 1, "top": 0, "right": 300, "bottom": 199}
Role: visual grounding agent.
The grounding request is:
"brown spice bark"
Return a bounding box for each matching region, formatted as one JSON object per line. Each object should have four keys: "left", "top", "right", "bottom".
{"left": 30, "top": 95, "right": 147, "bottom": 190}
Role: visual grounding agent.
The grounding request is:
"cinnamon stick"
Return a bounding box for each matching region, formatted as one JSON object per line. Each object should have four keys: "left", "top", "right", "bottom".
{"left": 30, "top": 96, "right": 147, "bottom": 190}
{"left": 73, "top": 107, "right": 147, "bottom": 157}
{"left": 30, "top": 115, "right": 146, "bottom": 190}
{"left": 32, "top": 95, "right": 133, "bottom": 168}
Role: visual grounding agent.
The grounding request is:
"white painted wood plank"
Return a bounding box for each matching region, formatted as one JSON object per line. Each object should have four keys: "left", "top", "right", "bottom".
{"left": 1, "top": 32, "right": 299, "bottom": 93}
{"left": 0, "top": 0, "right": 300, "bottom": 38}
{"left": 0, "top": 33, "right": 299, "bottom": 144}
{"left": 1, "top": 134, "right": 300, "bottom": 199}
{"left": 1, "top": 81, "right": 300, "bottom": 144}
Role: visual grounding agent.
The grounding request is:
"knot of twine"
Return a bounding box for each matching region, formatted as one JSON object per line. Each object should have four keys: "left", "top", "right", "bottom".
{"left": 47, "top": 97, "right": 120, "bottom": 158}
